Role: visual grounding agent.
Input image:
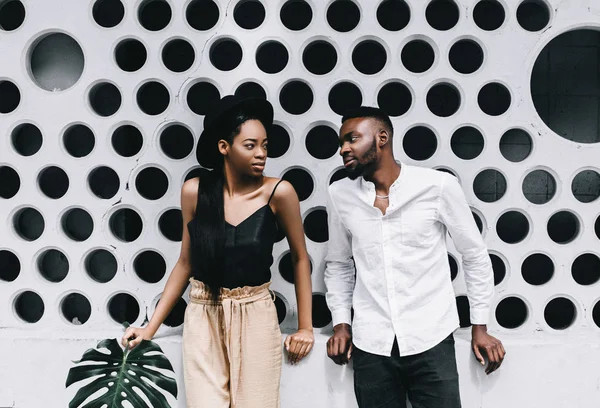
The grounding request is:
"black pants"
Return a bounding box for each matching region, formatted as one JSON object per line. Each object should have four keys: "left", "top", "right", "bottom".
{"left": 353, "top": 334, "right": 461, "bottom": 408}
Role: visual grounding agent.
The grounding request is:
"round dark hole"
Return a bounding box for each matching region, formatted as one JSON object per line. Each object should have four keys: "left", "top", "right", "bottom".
{"left": 159, "top": 209, "right": 182, "bottom": 241}
{"left": 596, "top": 216, "right": 600, "bottom": 241}
{"left": 496, "top": 297, "right": 528, "bottom": 329}
{"left": 303, "top": 40, "right": 337, "bottom": 75}
{"left": 108, "top": 293, "right": 140, "bottom": 324}
{"left": 401, "top": 40, "right": 435, "bottom": 73}
{"left": 85, "top": 249, "right": 118, "bottom": 283}
{"left": 109, "top": 208, "right": 143, "bottom": 242}
{"left": 235, "top": 81, "right": 267, "bottom": 100}
{"left": 138, "top": 0, "right": 172, "bottom": 31}
{"left": 61, "top": 293, "right": 91, "bottom": 325}
{"left": 448, "top": 253, "right": 458, "bottom": 281}
{"left": 256, "top": 41, "right": 289, "bottom": 74}
{"left": 186, "top": 0, "right": 219, "bottom": 31}
{"left": 330, "top": 168, "right": 350, "bottom": 185}
{"left": 531, "top": 29, "right": 600, "bottom": 144}
{"left": 572, "top": 253, "right": 600, "bottom": 286}
{"left": 37, "top": 249, "right": 69, "bottom": 283}
{"left": 478, "top": 82, "right": 511, "bottom": 116}
{"left": 304, "top": 209, "right": 328, "bottom": 243}
{"left": 0, "top": 0, "right": 26, "bottom": 31}
{"left": 92, "top": 0, "right": 124, "bottom": 28}
{"left": 378, "top": 82, "right": 412, "bottom": 117}
{"left": 456, "top": 295, "right": 471, "bottom": 328}
{"left": 522, "top": 253, "right": 554, "bottom": 285}
{"left": 162, "top": 297, "right": 187, "bottom": 327}
{"left": 63, "top": 124, "right": 95, "bottom": 158}
{"left": 13, "top": 207, "right": 44, "bottom": 241}
{"left": 135, "top": 167, "right": 169, "bottom": 200}
{"left": 469, "top": 169, "right": 503, "bottom": 203}
{"left": 572, "top": 170, "right": 600, "bottom": 203}
{"left": 267, "top": 124, "right": 290, "bottom": 158}
{"left": 522, "top": 169, "right": 556, "bottom": 205}
{"left": 234, "top": 0, "right": 265, "bottom": 29}
{"left": 490, "top": 254, "right": 506, "bottom": 285}
{"left": 162, "top": 38, "right": 195, "bottom": 73}
{"left": 274, "top": 295, "right": 287, "bottom": 324}
{"left": 426, "top": 0, "right": 459, "bottom": 31}
{"left": 500, "top": 129, "right": 532, "bottom": 162}
{"left": 282, "top": 168, "right": 314, "bottom": 201}
{"left": 472, "top": 211, "right": 483, "bottom": 233}
{"left": 14, "top": 291, "right": 44, "bottom": 323}
{"left": 593, "top": 300, "right": 600, "bottom": 329}
{"left": 547, "top": 211, "right": 579, "bottom": 244}
{"left": 160, "top": 124, "right": 194, "bottom": 160}
{"left": 11, "top": 123, "right": 42, "bottom": 156}
{"left": 306, "top": 125, "right": 339, "bottom": 160}
{"left": 115, "top": 39, "right": 147, "bottom": 72}
{"left": 134, "top": 250, "right": 167, "bottom": 283}
{"left": 0, "top": 80, "right": 20, "bottom": 113}
{"left": 0, "top": 250, "right": 20, "bottom": 282}
{"left": 473, "top": 0, "right": 505, "bottom": 31}
{"left": 210, "top": 38, "right": 242, "bottom": 71}
{"left": 110, "top": 126, "right": 143, "bottom": 160}
{"left": 280, "top": 80, "right": 313, "bottom": 115}
{"left": 38, "top": 166, "right": 69, "bottom": 199}
{"left": 544, "top": 297, "right": 576, "bottom": 330}
{"left": 436, "top": 167, "right": 457, "bottom": 178}
{"left": 449, "top": 39, "right": 484, "bottom": 74}
{"left": 137, "top": 81, "right": 170, "bottom": 115}
{"left": 62, "top": 208, "right": 93, "bottom": 241}
{"left": 89, "top": 82, "right": 121, "bottom": 117}
{"left": 328, "top": 81, "right": 362, "bottom": 117}
{"left": 496, "top": 211, "right": 529, "bottom": 244}
{"left": 280, "top": 0, "right": 312, "bottom": 31}
{"left": 403, "top": 126, "right": 437, "bottom": 161}
{"left": 517, "top": 0, "right": 550, "bottom": 32}
{"left": 0, "top": 166, "right": 20, "bottom": 199}
{"left": 427, "top": 83, "right": 461, "bottom": 117}
{"left": 352, "top": 40, "right": 387, "bottom": 75}
{"left": 187, "top": 81, "right": 221, "bottom": 115}
{"left": 451, "top": 126, "right": 484, "bottom": 160}
{"left": 279, "top": 251, "right": 294, "bottom": 283}
{"left": 312, "top": 293, "right": 332, "bottom": 328}
{"left": 377, "top": 0, "right": 410, "bottom": 31}
{"left": 327, "top": 0, "right": 360, "bottom": 33}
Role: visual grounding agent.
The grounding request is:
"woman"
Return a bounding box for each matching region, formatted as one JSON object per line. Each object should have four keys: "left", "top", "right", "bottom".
{"left": 122, "top": 95, "right": 314, "bottom": 407}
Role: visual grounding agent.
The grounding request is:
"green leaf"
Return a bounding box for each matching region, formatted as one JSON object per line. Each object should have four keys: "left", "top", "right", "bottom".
{"left": 66, "top": 339, "right": 178, "bottom": 408}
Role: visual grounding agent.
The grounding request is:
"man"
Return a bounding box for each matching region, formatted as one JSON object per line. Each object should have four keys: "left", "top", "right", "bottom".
{"left": 324, "top": 106, "right": 505, "bottom": 408}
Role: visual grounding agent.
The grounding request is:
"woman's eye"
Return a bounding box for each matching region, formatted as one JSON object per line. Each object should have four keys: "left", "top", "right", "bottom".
{"left": 245, "top": 144, "right": 255, "bottom": 149}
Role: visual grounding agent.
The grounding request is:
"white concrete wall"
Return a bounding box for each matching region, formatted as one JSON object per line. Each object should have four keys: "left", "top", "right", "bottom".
{"left": 1, "top": 0, "right": 600, "bottom": 407}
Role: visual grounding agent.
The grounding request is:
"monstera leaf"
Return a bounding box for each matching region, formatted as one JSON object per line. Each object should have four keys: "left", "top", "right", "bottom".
{"left": 66, "top": 334, "right": 178, "bottom": 408}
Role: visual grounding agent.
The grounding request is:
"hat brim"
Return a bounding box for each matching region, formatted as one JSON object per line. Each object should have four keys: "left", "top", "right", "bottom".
{"left": 196, "top": 98, "right": 274, "bottom": 169}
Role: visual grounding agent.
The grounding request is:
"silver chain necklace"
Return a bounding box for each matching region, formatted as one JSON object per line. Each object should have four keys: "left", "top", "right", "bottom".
{"left": 375, "top": 194, "right": 389, "bottom": 199}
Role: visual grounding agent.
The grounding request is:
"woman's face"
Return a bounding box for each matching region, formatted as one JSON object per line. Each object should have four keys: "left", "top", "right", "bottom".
{"left": 220, "top": 119, "right": 268, "bottom": 177}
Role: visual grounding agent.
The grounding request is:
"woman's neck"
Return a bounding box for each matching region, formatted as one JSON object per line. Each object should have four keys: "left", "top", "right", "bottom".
{"left": 222, "top": 165, "right": 263, "bottom": 198}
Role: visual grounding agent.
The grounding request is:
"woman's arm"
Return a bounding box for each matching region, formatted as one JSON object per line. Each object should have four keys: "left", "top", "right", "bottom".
{"left": 271, "top": 180, "right": 314, "bottom": 363}
{"left": 122, "top": 177, "right": 198, "bottom": 348}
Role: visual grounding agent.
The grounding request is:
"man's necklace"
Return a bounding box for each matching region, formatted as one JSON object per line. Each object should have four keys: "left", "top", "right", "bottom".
{"left": 375, "top": 194, "right": 389, "bottom": 199}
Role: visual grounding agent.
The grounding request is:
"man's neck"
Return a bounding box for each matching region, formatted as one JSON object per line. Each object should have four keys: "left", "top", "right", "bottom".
{"left": 364, "top": 157, "right": 401, "bottom": 192}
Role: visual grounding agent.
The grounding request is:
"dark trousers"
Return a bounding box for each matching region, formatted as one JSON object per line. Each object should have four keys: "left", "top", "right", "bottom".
{"left": 353, "top": 334, "right": 462, "bottom": 408}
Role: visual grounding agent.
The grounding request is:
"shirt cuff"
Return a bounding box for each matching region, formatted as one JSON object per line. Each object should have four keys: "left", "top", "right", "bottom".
{"left": 331, "top": 309, "right": 352, "bottom": 327}
{"left": 470, "top": 307, "right": 490, "bottom": 325}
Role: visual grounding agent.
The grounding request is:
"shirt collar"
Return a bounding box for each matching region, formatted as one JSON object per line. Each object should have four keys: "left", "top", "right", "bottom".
{"left": 359, "top": 161, "right": 406, "bottom": 193}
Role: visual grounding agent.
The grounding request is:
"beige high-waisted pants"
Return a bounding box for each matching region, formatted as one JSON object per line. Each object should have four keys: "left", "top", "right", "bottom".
{"left": 183, "top": 278, "right": 282, "bottom": 408}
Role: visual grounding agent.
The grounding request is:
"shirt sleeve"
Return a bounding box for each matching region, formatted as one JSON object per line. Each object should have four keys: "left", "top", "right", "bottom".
{"left": 324, "top": 185, "right": 355, "bottom": 327}
{"left": 438, "top": 174, "right": 494, "bottom": 325}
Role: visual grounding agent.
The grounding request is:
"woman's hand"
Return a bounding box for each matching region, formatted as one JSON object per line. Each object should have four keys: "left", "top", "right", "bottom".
{"left": 284, "top": 328, "right": 314, "bottom": 365}
{"left": 121, "top": 326, "right": 154, "bottom": 349}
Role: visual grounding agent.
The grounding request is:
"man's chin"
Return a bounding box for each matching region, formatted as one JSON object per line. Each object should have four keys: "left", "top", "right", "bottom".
{"left": 347, "top": 166, "right": 364, "bottom": 180}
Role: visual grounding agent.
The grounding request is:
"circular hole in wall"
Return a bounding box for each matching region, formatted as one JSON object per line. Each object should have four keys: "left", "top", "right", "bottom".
{"left": 267, "top": 124, "right": 290, "bottom": 158}
{"left": 377, "top": 0, "right": 410, "bottom": 32}
{"left": 280, "top": 80, "right": 313, "bottom": 115}
{"left": 256, "top": 41, "right": 289, "bottom": 74}
{"left": 0, "top": 165, "right": 20, "bottom": 199}
{"left": 63, "top": 124, "right": 95, "bottom": 158}
{"left": 210, "top": 38, "right": 243, "bottom": 71}
{"left": 403, "top": 126, "right": 437, "bottom": 161}
{"left": 517, "top": 0, "right": 550, "bottom": 32}
{"left": 0, "top": 0, "right": 25, "bottom": 31}
{"left": 136, "top": 81, "right": 170, "bottom": 115}
{"left": 592, "top": 300, "right": 600, "bottom": 329}
{"left": 61, "top": 208, "right": 93, "bottom": 242}
{"left": 544, "top": 297, "right": 576, "bottom": 330}
{"left": 377, "top": 82, "right": 412, "bottom": 117}
{"left": 115, "top": 38, "right": 147, "bottom": 72}
{"left": 303, "top": 40, "right": 337, "bottom": 75}
{"left": 160, "top": 124, "right": 194, "bottom": 160}
{"left": 235, "top": 81, "right": 267, "bottom": 100}
{"left": 158, "top": 209, "right": 182, "bottom": 242}
{"left": 37, "top": 248, "right": 69, "bottom": 283}
{"left": 38, "top": 166, "right": 69, "bottom": 199}
{"left": 522, "top": 169, "right": 556, "bottom": 205}
{"left": 451, "top": 126, "right": 484, "bottom": 160}
{"left": 490, "top": 254, "right": 506, "bottom": 285}
{"left": 305, "top": 125, "right": 339, "bottom": 160}
{"left": 401, "top": 40, "right": 435, "bottom": 74}
{"left": 274, "top": 294, "right": 287, "bottom": 324}
{"left": 312, "top": 293, "right": 332, "bottom": 328}
{"left": 186, "top": 0, "right": 219, "bottom": 31}
{"left": 279, "top": 251, "right": 313, "bottom": 283}
{"left": 572, "top": 170, "right": 600, "bottom": 203}
{"left": 426, "top": 0, "right": 459, "bottom": 31}
{"left": 29, "top": 33, "right": 84, "bottom": 92}
{"left": 0, "top": 80, "right": 20, "bottom": 113}
{"left": 500, "top": 129, "right": 532, "bottom": 162}
{"left": 134, "top": 250, "right": 167, "bottom": 283}
{"left": 282, "top": 168, "right": 313, "bottom": 201}
{"left": 11, "top": 123, "right": 42, "bottom": 156}
{"left": 522, "top": 253, "right": 554, "bottom": 285}
{"left": 161, "top": 297, "right": 187, "bottom": 327}
{"left": 496, "top": 297, "right": 528, "bottom": 329}
{"left": 138, "top": 0, "right": 172, "bottom": 31}
{"left": 448, "top": 254, "right": 458, "bottom": 281}
{"left": 456, "top": 295, "right": 471, "bottom": 328}
{"left": 14, "top": 291, "right": 44, "bottom": 323}
{"left": 88, "top": 166, "right": 120, "bottom": 199}
{"left": 89, "top": 82, "right": 121, "bottom": 117}
{"left": 234, "top": 0, "right": 265, "bottom": 29}
{"left": 162, "top": 38, "right": 195, "bottom": 73}
{"left": 108, "top": 293, "right": 140, "bottom": 324}
{"left": 449, "top": 39, "right": 484, "bottom": 74}
{"left": 571, "top": 253, "right": 600, "bottom": 286}
{"left": 327, "top": 0, "right": 360, "bottom": 33}
{"left": 328, "top": 81, "right": 362, "bottom": 116}
{"left": 496, "top": 211, "right": 529, "bottom": 244}
{"left": 478, "top": 82, "right": 511, "bottom": 116}
{"left": 473, "top": 0, "right": 505, "bottom": 31}
{"left": 547, "top": 211, "right": 579, "bottom": 244}
{"left": 330, "top": 168, "right": 350, "bottom": 185}
{"left": 13, "top": 208, "right": 44, "bottom": 241}
{"left": 61, "top": 293, "right": 91, "bottom": 325}
{"left": 0, "top": 250, "right": 20, "bottom": 282}
{"left": 187, "top": 81, "right": 221, "bottom": 115}
{"left": 112, "top": 124, "right": 143, "bottom": 157}
{"left": 352, "top": 40, "right": 387, "bottom": 75}
{"left": 304, "top": 209, "right": 328, "bottom": 243}
{"left": 426, "top": 83, "right": 461, "bottom": 117}
{"left": 92, "top": 0, "right": 124, "bottom": 28}
{"left": 109, "top": 208, "right": 143, "bottom": 242}
{"left": 135, "top": 167, "right": 169, "bottom": 200}
{"left": 85, "top": 249, "right": 118, "bottom": 283}
{"left": 280, "top": 0, "right": 312, "bottom": 31}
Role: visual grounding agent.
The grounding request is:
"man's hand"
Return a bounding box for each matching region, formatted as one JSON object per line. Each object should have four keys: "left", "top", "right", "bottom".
{"left": 472, "top": 325, "right": 505, "bottom": 375}
{"left": 327, "top": 323, "right": 353, "bottom": 365}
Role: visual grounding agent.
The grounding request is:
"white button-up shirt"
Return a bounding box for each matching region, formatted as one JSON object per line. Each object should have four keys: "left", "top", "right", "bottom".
{"left": 324, "top": 163, "right": 494, "bottom": 357}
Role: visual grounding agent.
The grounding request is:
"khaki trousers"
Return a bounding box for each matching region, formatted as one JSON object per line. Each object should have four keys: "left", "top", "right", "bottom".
{"left": 183, "top": 278, "right": 282, "bottom": 408}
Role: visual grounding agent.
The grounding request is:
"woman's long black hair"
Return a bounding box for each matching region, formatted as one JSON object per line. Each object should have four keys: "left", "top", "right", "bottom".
{"left": 192, "top": 111, "right": 263, "bottom": 300}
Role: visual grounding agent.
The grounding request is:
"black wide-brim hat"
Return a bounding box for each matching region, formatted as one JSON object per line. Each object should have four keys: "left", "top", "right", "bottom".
{"left": 196, "top": 95, "right": 274, "bottom": 169}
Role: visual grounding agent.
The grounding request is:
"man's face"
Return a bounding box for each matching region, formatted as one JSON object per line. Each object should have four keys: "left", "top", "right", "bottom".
{"left": 338, "top": 117, "right": 379, "bottom": 180}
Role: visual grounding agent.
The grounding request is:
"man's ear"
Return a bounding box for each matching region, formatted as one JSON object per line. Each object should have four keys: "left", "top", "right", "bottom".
{"left": 217, "top": 139, "right": 229, "bottom": 156}
{"left": 377, "top": 129, "right": 390, "bottom": 148}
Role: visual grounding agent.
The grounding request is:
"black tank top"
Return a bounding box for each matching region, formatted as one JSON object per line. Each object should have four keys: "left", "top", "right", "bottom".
{"left": 188, "top": 179, "right": 283, "bottom": 289}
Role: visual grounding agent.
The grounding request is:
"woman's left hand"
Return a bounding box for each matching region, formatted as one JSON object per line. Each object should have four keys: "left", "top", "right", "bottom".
{"left": 284, "top": 328, "right": 314, "bottom": 365}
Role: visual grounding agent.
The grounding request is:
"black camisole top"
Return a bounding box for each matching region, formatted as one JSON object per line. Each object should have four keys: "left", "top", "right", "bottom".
{"left": 188, "top": 180, "right": 283, "bottom": 289}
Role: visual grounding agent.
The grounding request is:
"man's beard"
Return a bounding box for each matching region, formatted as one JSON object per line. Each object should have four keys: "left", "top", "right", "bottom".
{"left": 347, "top": 139, "right": 377, "bottom": 180}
